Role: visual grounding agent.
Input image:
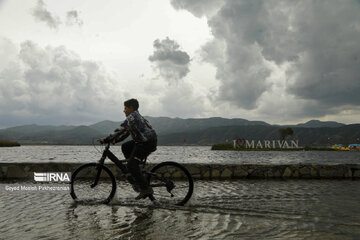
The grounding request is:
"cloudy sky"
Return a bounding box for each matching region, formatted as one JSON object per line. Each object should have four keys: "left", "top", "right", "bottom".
{"left": 0, "top": 0, "right": 359, "bottom": 128}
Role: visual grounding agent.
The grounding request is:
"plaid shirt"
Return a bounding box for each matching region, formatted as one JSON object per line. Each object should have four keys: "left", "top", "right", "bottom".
{"left": 109, "top": 111, "right": 157, "bottom": 143}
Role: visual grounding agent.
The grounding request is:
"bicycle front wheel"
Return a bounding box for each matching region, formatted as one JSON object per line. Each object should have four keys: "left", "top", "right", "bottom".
{"left": 70, "top": 163, "right": 116, "bottom": 204}
{"left": 148, "top": 162, "right": 193, "bottom": 206}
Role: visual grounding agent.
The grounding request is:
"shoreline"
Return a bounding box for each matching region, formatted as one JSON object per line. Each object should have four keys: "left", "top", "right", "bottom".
{"left": 0, "top": 139, "right": 21, "bottom": 147}
{"left": 211, "top": 143, "right": 346, "bottom": 151}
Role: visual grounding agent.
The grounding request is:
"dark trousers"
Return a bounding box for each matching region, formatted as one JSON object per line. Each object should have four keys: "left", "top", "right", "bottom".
{"left": 121, "top": 139, "right": 157, "bottom": 190}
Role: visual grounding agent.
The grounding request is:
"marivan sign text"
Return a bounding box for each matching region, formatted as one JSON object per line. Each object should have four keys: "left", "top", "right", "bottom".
{"left": 233, "top": 138, "right": 299, "bottom": 149}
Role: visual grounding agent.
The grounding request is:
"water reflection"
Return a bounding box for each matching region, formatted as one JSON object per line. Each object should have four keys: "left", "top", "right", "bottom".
{"left": 1, "top": 180, "right": 360, "bottom": 239}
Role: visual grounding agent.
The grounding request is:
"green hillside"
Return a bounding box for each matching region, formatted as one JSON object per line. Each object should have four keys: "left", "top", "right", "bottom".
{"left": 0, "top": 117, "right": 358, "bottom": 146}
{"left": 158, "top": 124, "right": 360, "bottom": 146}
{"left": 0, "top": 125, "right": 103, "bottom": 144}
{"left": 89, "top": 120, "right": 122, "bottom": 135}
{"left": 146, "top": 116, "right": 269, "bottom": 135}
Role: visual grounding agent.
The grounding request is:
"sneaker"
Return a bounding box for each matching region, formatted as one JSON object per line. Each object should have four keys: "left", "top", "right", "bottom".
{"left": 135, "top": 187, "right": 154, "bottom": 200}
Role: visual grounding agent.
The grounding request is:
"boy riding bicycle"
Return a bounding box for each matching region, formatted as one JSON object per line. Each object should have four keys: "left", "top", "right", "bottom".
{"left": 99, "top": 98, "right": 157, "bottom": 200}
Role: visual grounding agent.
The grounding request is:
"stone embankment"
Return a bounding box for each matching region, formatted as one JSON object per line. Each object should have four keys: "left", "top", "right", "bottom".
{"left": 1, "top": 162, "right": 360, "bottom": 180}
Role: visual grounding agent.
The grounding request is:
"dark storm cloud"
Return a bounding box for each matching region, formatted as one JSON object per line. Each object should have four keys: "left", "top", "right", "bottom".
{"left": 149, "top": 37, "right": 190, "bottom": 83}
{"left": 32, "top": 0, "right": 61, "bottom": 29}
{"left": 200, "top": 1, "right": 273, "bottom": 109}
{"left": 284, "top": 1, "right": 360, "bottom": 106}
{"left": 171, "top": 0, "right": 360, "bottom": 116}
{"left": 0, "top": 40, "right": 122, "bottom": 127}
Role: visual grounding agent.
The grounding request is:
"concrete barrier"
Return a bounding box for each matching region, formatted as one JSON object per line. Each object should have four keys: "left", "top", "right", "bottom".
{"left": 1, "top": 162, "right": 360, "bottom": 180}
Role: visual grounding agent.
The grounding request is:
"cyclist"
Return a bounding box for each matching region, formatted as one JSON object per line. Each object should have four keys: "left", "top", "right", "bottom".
{"left": 99, "top": 98, "right": 157, "bottom": 200}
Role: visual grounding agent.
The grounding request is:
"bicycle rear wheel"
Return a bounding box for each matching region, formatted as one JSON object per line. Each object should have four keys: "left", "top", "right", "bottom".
{"left": 70, "top": 163, "right": 116, "bottom": 204}
{"left": 148, "top": 161, "right": 193, "bottom": 206}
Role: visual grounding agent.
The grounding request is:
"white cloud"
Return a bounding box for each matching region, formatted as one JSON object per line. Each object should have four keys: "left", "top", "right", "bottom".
{"left": 160, "top": 81, "right": 206, "bottom": 118}
{"left": 171, "top": 0, "right": 223, "bottom": 18}
{"left": 146, "top": 36, "right": 206, "bottom": 117}
{"left": 32, "top": 0, "right": 61, "bottom": 29}
{"left": 0, "top": 39, "right": 124, "bottom": 127}
{"left": 0, "top": 37, "right": 18, "bottom": 70}
{"left": 149, "top": 37, "right": 191, "bottom": 84}
{"left": 66, "top": 10, "right": 83, "bottom": 27}
{"left": 32, "top": 0, "right": 83, "bottom": 30}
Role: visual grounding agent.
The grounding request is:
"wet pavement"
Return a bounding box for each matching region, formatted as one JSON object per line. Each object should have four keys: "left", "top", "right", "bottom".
{"left": 1, "top": 179, "right": 360, "bottom": 239}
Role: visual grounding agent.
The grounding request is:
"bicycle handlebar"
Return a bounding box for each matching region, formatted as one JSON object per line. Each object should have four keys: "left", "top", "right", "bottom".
{"left": 97, "top": 138, "right": 111, "bottom": 147}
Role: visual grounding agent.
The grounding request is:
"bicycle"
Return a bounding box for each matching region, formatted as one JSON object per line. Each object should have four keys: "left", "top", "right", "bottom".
{"left": 70, "top": 142, "right": 194, "bottom": 206}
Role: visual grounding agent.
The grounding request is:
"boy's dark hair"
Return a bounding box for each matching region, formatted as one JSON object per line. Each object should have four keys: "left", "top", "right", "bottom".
{"left": 124, "top": 98, "right": 139, "bottom": 110}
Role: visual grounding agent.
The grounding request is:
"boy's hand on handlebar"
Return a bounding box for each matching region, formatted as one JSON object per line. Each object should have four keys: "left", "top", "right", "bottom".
{"left": 98, "top": 137, "right": 116, "bottom": 144}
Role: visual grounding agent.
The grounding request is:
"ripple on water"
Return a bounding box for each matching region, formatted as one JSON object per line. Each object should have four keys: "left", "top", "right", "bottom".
{"left": 0, "top": 180, "right": 360, "bottom": 239}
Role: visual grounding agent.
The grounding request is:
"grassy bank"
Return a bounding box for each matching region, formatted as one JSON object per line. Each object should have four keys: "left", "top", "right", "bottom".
{"left": 211, "top": 143, "right": 334, "bottom": 151}
{"left": 0, "top": 139, "right": 21, "bottom": 147}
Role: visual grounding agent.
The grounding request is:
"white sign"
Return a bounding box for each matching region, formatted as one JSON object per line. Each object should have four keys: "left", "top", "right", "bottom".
{"left": 233, "top": 139, "right": 299, "bottom": 149}
{"left": 34, "top": 172, "right": 71, "bottom": 182}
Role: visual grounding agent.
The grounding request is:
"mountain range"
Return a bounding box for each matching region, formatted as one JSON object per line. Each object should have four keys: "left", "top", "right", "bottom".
{"left": 0, "top": 117, "right": 358, "bottom": 146}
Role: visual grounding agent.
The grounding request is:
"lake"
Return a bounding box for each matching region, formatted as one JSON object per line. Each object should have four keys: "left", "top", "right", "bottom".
{"left": 0, "top": 145, "right": 360, "bottom": 164}
{"left": 1, "top": 145, "right": 360, "bottom": 239}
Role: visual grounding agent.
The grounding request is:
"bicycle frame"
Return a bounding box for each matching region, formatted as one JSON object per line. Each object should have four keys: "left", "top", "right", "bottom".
{"left": 90, "top": 143, "right": 129, "bottom": 188}
{"left": 98, "top": 143, "right": 128, "bottom": 172}
{"left": 93, "top": 143, "right": 159, "bottom": 189}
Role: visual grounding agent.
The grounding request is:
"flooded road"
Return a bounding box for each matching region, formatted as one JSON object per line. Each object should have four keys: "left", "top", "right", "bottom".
{"left": 1, "top": 179, "right": 360, "bottom": 239}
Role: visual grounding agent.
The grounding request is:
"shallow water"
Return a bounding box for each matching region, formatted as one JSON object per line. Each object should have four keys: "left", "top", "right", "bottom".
{"left": 1, "top": 145, "right": 360, "bottom": 164}
{"left": 1, "top": 179, "right": 359, "bottom": 239}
